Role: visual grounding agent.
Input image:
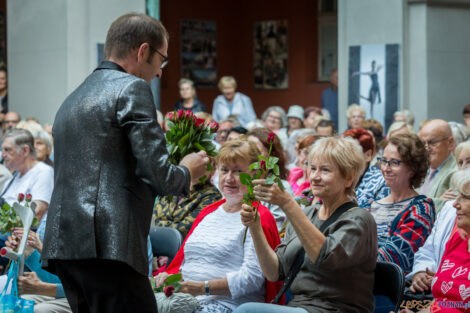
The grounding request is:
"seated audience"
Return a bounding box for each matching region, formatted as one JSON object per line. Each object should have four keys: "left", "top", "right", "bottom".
{"left": 387, "top": 121, "right": 415, "bottom": 138}
{"left": 261, "top": 106, "right": 287, "bottom": 134}
{"left": 347, "top": 104, "right": 366, "bottom": 129}
{"left": 343, "top": 128, "right": 390, "bottom": 209}
{"left": 419, "top": 119, "right": 458, "bottom": 212}
{"left": 288, "top": 135, "right": 318, "bottom": 196}
{"left": 155, "top": 140, "right": 281, "bottom": 312}
{"left": 246, "top": 128, "right": 294, "bottom": 228}
{"left": 236, "top": 136, "right": 377, "bottom": 313}
{"left": 373, "top": 134, "right": 435, "bottom": 273}
{"left": 212, "top": 76, "right": 256, "bottom": 128}
{"left": 448, "top": 121, "right": 469, "bottom": 147}
{"left": 393, "top": 110, "right": 415, "bottom": 126}
{"left": 407, "top": 141, "right": 470, "bottom": 293}
{"left": 153, "top": 160, "right": 222, "bottom": 238}
{"left": 17, "top": 121, "right": 54, "bottom": 167}
{"left": 462, "top": 103, "right": 470, "bottom": 129}
{"left": 399, "top": 168, "right": 470, "bottom": 313}
{"left": 173, "top": 78, "right": 206, "bottom": 113}
{"left": 226, "top": 126, "right": 248, "bottom": 142}
{"left": 315, "top": 119, "right": 335, "bottom": 137}
{"left": 277, "top": 105, "right": 304, "bottom": 143}
{"left": 303, "top": 107, "right": 323, "bottom": 129}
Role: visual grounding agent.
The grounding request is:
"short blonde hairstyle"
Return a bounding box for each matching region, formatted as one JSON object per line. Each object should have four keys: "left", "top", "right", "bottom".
{"left": 451, "top": 168, "right": 470, "bottom": 196}
{"left": 387, "top": 121, "right": 415, "bottom": 138}
{"left": 308, "top": 136, "right": 365, "bottom": 197}
{"left": 216, "top": 139, "right": 260, "bottom": 167}
{"left": 455, "top": 141, "right": 470, "bottom": 160}
{"left": 218, "top": 76, "right": 237, "bottom": 90}
{"left": 347, "top": 104, "right": 366, "bottom": 119}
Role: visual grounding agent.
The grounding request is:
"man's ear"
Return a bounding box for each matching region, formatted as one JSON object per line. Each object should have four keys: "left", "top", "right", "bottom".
{"left": 136, "top": 43, "right": 150, "bottom": 64}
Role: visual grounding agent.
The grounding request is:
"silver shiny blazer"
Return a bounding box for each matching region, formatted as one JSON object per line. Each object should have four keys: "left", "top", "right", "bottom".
{"left": 42, "top": 61, "right": 190, "bottom": 276}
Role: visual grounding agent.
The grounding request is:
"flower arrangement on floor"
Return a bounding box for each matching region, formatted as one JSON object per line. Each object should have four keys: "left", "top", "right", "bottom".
{"left": 239, "top": 132, "right": 284, "bottom": 243}
{"left": 0, "top": 193, "right": 39, "bottom": 235}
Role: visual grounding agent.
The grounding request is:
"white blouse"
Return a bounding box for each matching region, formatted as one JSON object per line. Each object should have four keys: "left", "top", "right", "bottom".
{"left": 181, "top": 206, "right": 265, "bottom": 310}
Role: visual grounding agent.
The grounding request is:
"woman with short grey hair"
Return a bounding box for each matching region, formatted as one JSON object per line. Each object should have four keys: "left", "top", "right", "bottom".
{"left": 261, "top": 106, "right": 287, "bottom": 131}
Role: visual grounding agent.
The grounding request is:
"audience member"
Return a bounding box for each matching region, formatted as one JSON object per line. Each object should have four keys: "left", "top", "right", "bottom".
{"left": 361, "top": 119, "right": 385, "bottom": 161}
{"left": 173, "top": 78, "right": 206, "bottom": 113}
{"left": 462, "top": 103, "right": 470, "bottom": 128}
{"left": 393, "top": 110, "right": 415, "bottom": 126}
{"left": 155, "top": 140, "right": 281, "bottom": 312}
{"left": 315, "top": 119, "right": 335, "bottom": 137}
{"left": 448, "top": 121, "right": 469, "bottom": 146}
{"left": 387, "top": 121, "right": 415, "bottom": 138}
{"left": 343, "top": 128, "right": 390, "bottom": 209}
{"left": 226, "top": 126, "right": 248, "bottom": 142}
{"left": 303, "top": 107, "right": 323, "bottom": 129}
{"left": 2, "top": 111, "right": 20, "bottom": 131}
{"left": 34, "top": 130, "right": 54, "bottom": 167}
{"left": 418, "top": 119, "right": 458, "bottom": 212}
{"left": 321, "top": 69, "right": 338, "bottom": 127}
{"left": 0, "top": 65, "right": 7, "bottom": 114}
{"left": 407, "top": 141, "right": 470, "bottom": 294}
{"left": 0, "top": 162, "right": 11, "bottom": 191}
{"left": 246, "top": 128, "right": 293, "bottom": 228}
{"left": 277, "top": 105, "right": 304, "bottom": 141}
{"left": 373, "top": 134, "right": 435, "bottom": 273}
{"left": 261, "top": 106, "right": 287, "bottom": 133}
{"left": 43, "top": 125, "right": 53, "bottom": 137}
{"left": 287, "top": 135, "right": 318, "bottom": 196}
{"left": 236, "top": 136, "right": 377, "bottom": 313}
{"left": 285, "top": 128, "right": 317, "bottom": 169}
{"left": 153, "top": 160, "right": 222, "bottom": 238}
{"left": 212, "top": 76, "right": 256, "bottom": 127}
{"left": 399, "top": 168, "right": 470, "bottom": 313}
{"left": 216, "top": 119, "right": 234, "bottom": 145}
{"left": 347, "top": 104, "right": 366, "bottom": 129}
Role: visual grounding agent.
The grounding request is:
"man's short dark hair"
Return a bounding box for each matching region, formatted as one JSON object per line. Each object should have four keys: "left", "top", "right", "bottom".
{"left": 316, "top": 119, "right": 335, "bottom": 131}
{"left": 463, "top": 103, "right": 470, "bottom": 115}
{"left": 104, "top": 13, "right": 169, "bottom": 60}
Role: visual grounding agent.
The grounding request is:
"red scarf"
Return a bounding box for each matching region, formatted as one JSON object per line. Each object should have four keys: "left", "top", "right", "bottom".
{"left": 165, "top": 199, "right": 284, "bottom": 304}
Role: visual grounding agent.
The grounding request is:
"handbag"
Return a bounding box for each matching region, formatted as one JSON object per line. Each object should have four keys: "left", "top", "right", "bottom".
{"left": 271, "top": 201, "right": 357, "bottom": 304}
{"left": 0, "top": 260, "right": 34, "bottom": 312}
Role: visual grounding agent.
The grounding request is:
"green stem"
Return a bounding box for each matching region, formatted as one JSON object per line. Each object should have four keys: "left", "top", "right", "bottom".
{"left": 242, "top": 201, "right": 261, "bottom": 244}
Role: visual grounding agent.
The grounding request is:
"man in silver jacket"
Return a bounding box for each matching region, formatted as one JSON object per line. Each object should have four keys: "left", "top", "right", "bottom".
{"left": 41, "top": 13, "right": 208, "bottom": 313}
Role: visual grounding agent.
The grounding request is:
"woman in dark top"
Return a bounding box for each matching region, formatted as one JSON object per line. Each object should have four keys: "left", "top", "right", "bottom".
{"left": 173, "top": 78, "right": 206, "bottom": 113}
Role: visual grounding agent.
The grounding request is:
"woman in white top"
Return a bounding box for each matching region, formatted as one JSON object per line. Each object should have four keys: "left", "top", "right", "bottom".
{"left": 154, "top": 140, "right": 281, "bottom": 313}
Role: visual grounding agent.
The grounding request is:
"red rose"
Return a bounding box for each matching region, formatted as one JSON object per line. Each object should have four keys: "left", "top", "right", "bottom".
{"left": 164, "top": 285, "right": 175, "bottom": 297}
{"left": 166, "top": 112, "right": 174, "bottom": 121}
{"left": 176, "top": 110, "right": 185, "bottom": 120}
{"left": 209, "top": 121, "right": 219, "bottom": 133}
{"left": 26, "top": 194, "right": 32, "bottom": 202}
{"left": 185, "top": 110, "right": 193, "bottom": 119}
{"left": 195, "top": 118, "right": 205, "bottom": 128}
{"left": 17, "top": 193, "right": 25, "bottom": 202}
{"left": 267, "top": 132, "right": 275, "bottom": 144}
{"left": 260, "top": 160, "right": 266, "bottom": 171}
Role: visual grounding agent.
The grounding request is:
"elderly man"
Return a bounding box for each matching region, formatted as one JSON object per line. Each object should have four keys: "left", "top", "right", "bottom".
{"left": 418, "top": 119, "right": 457, "bottom": 212}
{"left": 41, "top": 13, "right": 208, "bottom": 313}
{"left": 2, "top": 111, "right": 20, "bottom": 131}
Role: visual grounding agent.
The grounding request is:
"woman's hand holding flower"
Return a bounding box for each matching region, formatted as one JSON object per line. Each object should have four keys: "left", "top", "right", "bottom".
{"left": 252, "top": 179, "right": 290, "bottom": 208}
{"left": 240, "top": 204, "right": 261, "bottom": 229}
{"left": 154, "top": 272, "right": 170, "bottom": 288}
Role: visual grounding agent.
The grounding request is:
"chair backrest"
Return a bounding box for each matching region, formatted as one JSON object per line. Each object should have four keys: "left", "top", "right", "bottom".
{"left": 373, "top": 261, "right": 405, "bottom": 312}
{"left": 149, "top": 226, "right": 183, "bottom": 266}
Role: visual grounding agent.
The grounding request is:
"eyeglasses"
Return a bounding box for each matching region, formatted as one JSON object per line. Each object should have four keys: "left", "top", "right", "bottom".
{"left": 149, "top": 45, "right": 169, "bottom": 69}
{"left": 267, "top": 114, "right": 282, "bottom": 122}
{"left": 422, "top": 137, "right": 449, "bottom": 148}
{"left": 377, "top": 157, "right": 403, "bottom": 169}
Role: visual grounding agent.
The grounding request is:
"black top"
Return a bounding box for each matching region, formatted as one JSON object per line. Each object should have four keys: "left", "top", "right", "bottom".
{"left": 173, "top": 98, "right": 206, "bottom": 113}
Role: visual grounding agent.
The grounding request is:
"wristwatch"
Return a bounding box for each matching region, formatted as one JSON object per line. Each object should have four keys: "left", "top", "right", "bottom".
{"left": 204, "top": 280, "right": 210, "bottom": 296}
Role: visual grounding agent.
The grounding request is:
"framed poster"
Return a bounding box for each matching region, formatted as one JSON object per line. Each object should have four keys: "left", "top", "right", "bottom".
{"left": 348, "top": 44, "right": 399, "bottom": 130}
{"left": 180, "top": 19, "right": 217, "bottom": 88}
{"left": 253, "top": 20, "right": 288, "bottom": 89}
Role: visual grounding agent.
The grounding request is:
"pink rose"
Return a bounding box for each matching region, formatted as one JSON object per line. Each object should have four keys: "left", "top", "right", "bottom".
{"left": 164, "top": 285, "right": 175, "bottom": 297}
{"left": 166, "top": 112, "right": 174, "bottom": 121}
{"left": 209, "top": 121, "right": 219, "bottom": 133}
{"left": 267, "top": 133, "right": 275, "bottom": 144}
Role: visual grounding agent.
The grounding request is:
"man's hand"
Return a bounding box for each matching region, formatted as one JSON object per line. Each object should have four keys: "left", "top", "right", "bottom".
{"left": 179, "top": 151, "right": 209, "bottom": 180}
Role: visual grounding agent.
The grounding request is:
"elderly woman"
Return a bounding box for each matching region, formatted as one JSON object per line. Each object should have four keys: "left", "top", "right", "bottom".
{"left": 235, "top": 137, "right": 378, "bottom": 313}
{"left": 173, "top": 78, "right": 207, "bottom": 113}
{"left": 155, "top": 140, "right": 281, "bottom": 313}
{"left": 372, "top": 134, "right": 435, "bottom": 273}
{"left": 387, "top": 121, "right": 415, "bottom": 138}
{"left": 343, "top": 128, "right": 390, "bottom": 209}
{"left": 399, "top": 168, "right": 470, "bottom": 313}
{"left": 261, "top": 106, "right": 287, "bottom": 134}
{"left": 277, "top": 105, "right": 304, "bottom": 140}
{"left": 246, "top": 128, "right": 293, "bottom": 228}
{"left": 287, "top": 135, "right": 318, "bottom": 196}
{"left": 34, "top": 130, "right": 54, "bottom": 167}
{"left": 212, "top": 76, "right": 256, "bottom": 128}
{"left": 347, "top": 104, "right": 366, "bottom": 129}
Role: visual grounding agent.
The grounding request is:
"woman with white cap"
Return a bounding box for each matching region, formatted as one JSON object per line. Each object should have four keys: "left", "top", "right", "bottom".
{"left": 277, "top": 105, "right": 304, "bottom": 147}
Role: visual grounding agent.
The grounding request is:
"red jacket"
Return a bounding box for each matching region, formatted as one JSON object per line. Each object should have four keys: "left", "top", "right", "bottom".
{"left": 165, "top": 199, "right": 284, "bottom": 304}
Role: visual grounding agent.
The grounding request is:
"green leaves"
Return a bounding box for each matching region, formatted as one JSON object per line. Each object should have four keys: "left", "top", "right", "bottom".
{"left": 153, "top": 273, "right": 183, "bottom": 293}
{"left": 239, "top": 173, "right": 253, "bottom": 187}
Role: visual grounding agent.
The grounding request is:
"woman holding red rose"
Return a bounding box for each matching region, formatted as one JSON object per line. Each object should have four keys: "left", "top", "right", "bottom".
{"left": 154, "top": 139, "right": 281, "bottom": 313}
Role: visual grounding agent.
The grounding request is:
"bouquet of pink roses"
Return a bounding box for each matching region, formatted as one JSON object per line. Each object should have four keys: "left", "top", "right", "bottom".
{"left": 165, "top": 110, "right": 219, "bottom": 165}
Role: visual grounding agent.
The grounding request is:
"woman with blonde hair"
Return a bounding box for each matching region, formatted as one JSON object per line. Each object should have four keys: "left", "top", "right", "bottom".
{"left": 347, "top": 104, "right": 366, "bottom": 129}
{"left": 173, "top": 78, "right": 206, "bottom": 113}
{"left": 236, "top": 137, "right": 378, "bottom": 313}
{"left": 212, "top": 76, "right": 256, "bottom": 128}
